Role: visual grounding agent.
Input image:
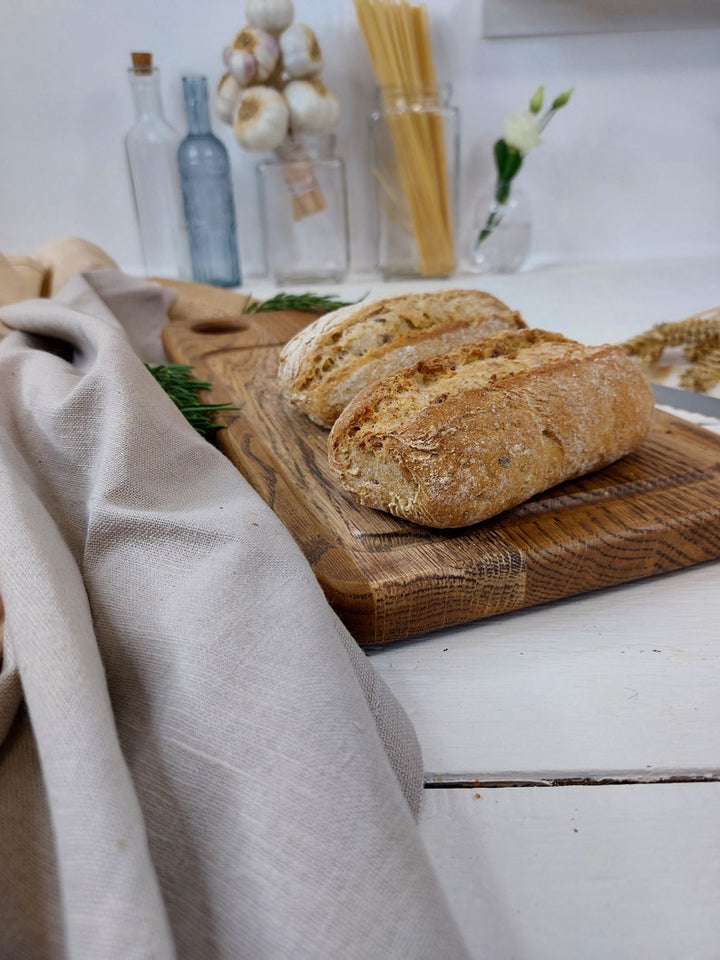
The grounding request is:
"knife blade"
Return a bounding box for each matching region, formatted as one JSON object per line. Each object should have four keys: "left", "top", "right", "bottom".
{"left": 651, "top": 383, "right": 720, "bottom": 418}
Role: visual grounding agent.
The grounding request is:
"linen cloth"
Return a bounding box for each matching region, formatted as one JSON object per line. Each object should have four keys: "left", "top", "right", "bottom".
{"left": 0, "top": 270, "right": 471, "bottom": 960}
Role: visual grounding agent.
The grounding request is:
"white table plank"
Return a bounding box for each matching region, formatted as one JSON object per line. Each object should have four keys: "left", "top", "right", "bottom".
{"left": 368, "top": 561, "right": 720, "bottom": 781}
{"left": 419, "top": 782, "right": 720, "bottom": 960}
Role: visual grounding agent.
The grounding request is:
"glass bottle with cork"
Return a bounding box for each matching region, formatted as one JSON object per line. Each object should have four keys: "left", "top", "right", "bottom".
{"left": 125, "top": 52, "right": 189, "bottom": 278}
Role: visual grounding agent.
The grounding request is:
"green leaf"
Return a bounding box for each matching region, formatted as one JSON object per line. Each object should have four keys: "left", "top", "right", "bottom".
{"left": 494, "top": 140, "right": 523, "bottom": 183}
{"left": 493, "top": 138, "right": 509, "bottom": 177}
{"left": 505, "top": 148, "right": 523, "bottom": 180}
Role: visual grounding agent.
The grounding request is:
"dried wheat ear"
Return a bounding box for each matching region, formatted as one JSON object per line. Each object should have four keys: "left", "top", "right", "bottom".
{"left": 622, "top": 306, "right": 720, "bottom": 392}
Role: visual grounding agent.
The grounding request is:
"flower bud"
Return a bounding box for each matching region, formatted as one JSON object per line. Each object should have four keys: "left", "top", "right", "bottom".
{"left": 529, "top": 86, "right": 544, "bottom": 114}
{"left": 551, "top": 88, "right": 573, "bottom": 110}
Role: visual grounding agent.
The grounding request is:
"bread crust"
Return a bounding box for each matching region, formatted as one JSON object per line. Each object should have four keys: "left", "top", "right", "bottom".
{"left": 327, "top": 328, "right": 655, "bottom": 528}
{"left": 277, "top": 288, "right": 524, "bottom": 427}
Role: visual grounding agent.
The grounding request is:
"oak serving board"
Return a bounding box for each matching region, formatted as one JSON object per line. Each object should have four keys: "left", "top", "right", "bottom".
{"left": 163, "top": 310, "right": 720, "bottom": 645}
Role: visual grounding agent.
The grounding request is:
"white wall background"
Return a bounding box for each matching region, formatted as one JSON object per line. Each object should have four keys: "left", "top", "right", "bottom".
{"left": 2, "top": 0, "right": 720, "bottom": 278}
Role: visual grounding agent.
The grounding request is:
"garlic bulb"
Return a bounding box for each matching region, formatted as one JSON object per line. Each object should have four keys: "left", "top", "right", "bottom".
{"left": 279, "top": 23, "right": 323, "bottom": 78}
{"left": 246, "top": 0, "right": 294, "bottom": 34}
{"left": 226, "top": 27, "right": 279, "bottom": 84}
{"left": 234, "top": 85, "right": 289, "bottom": 151}
{"left": 223, "top": 46, "right": 256, "bottom": 87}
{"left": 284, "top": 78, "right": 340, "bottom": 134}
{"left": 215, "top": 73, "right": 242, "bottom": 125}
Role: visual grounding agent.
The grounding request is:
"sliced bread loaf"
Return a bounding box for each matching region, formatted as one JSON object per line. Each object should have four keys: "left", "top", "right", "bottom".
{"left": 327, "top": 328, "right": 655, "bottom": 528}
{"left": 277, "top": 288, "right": 525, "bottom": 427}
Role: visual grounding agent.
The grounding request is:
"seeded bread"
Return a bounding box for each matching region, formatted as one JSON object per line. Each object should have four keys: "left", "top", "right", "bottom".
{"left": 327, "top": 328, "right": 655, "bottom": 528}
{"left": 277, "top": 289, "right": 525, "bottom": 427}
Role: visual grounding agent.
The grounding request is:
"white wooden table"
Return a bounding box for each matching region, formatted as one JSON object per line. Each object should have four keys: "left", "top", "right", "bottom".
{"left": 251, "top": 256, "right": 720, "bottom": 959}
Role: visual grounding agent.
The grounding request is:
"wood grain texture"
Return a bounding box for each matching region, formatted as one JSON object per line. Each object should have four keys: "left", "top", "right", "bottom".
{"left": 163, "top": 311, "right": 720, "bottom": 645}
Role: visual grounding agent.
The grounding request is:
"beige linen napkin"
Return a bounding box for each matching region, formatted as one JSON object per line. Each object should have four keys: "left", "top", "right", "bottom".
{"left": 32, "top": 235, "right": 119, "bottom": 295}
{"left": 0, "top": 270, "right": 470, "bottom": 960}
{"left": 0, "top": 253, "right": 46, "bottom": 304}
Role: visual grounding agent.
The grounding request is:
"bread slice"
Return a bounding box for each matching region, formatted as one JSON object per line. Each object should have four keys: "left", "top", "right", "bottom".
{"left": 277, "top": 289, "right": 525, "bottom": 428}
{"left": 327, "top": 328, "right": 655, "bottom": 528}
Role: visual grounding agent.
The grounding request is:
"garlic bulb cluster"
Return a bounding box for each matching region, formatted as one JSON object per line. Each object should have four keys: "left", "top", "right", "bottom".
{"left": 216, "top": 0, "right": 341, "bottom": 152}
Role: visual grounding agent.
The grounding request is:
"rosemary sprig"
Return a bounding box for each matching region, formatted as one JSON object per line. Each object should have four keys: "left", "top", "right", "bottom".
{"left": 147, "top": 363, "right": 238, "bottom": 439}
{"left": 242, "top": 291, "right": 363, "bottom": 314}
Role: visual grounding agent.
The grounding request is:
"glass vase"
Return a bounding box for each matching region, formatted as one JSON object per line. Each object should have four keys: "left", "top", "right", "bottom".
{"left": 469, "top": 182, "right": 531, "bottom": 274}
{"left": 256, "top": 133, "right": 350, "bottom": 286}
{"left": 369, "top": 84, "right": 460, "bottom": 280}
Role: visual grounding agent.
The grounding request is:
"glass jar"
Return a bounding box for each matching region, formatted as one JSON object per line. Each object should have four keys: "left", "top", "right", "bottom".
{"left": 256, "top": 134, "right": 350, "bottom": 285}
{"left": 369, "top": 84, "right": 460, "bottom": 280}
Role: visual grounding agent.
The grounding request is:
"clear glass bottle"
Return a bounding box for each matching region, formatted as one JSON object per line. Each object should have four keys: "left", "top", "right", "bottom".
{"left": 125, "top": 52, "right": 189, "bottom": 278}
{"left": 256, "top": 133, "right": 350, "bottom": 285}
{"left": 178, "top": 75, "right": 241, "bottom": 288}
{"left": 369, "top": 84, "right": 460, "bottom": 280}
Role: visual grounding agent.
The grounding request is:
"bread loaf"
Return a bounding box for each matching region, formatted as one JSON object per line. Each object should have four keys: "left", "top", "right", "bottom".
{"left": 278, "top": 288, "right": 525, "bottom": 428}
{"left": 327, "top": 328, "right": 655, "bottom": 528}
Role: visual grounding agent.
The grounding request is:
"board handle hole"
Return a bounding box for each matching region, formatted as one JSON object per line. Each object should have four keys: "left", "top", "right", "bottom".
{"left": 191, "top": 320, "right": 248, "bottom": 335}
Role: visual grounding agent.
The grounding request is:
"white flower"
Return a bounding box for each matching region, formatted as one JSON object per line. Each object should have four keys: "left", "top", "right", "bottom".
{"left": 476, "top": 85, "right": 572, "bottom": 250}
{"left": 503, "top": 110, "right": 543, "bottom": 154}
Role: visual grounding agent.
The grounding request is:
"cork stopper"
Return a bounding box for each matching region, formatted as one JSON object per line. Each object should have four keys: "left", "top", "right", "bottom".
{"left": 131, "top": 52, "right": 153, "bottom": 75}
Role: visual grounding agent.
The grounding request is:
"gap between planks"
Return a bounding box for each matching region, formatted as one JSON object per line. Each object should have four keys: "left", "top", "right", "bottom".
{"left": 424, "top": 771, "right": 720, "bottom": 789}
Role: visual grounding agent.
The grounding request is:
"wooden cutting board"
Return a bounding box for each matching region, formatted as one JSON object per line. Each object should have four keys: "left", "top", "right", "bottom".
{"left": 163, "top": 310, "right": 720, "bottom": 646}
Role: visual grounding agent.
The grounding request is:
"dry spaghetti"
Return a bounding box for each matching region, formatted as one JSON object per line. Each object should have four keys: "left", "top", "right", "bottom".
{"left": 354, "top": 0, "right": 455, "bottom": 276}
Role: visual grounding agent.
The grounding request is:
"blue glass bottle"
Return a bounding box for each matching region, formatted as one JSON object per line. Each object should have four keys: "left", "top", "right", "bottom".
{"left": 178, "top": 75, "right": 241, "bottom": 287}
